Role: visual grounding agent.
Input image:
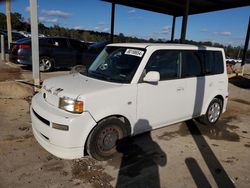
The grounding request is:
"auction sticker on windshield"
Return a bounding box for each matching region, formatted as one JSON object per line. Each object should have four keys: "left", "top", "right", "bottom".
{"left": 125, "top": 49, "right": 144, "bottom": 57}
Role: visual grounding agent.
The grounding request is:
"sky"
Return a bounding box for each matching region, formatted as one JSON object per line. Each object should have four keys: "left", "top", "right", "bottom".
{"left": 0, "top": 0, "right": 249, "bottom": 46}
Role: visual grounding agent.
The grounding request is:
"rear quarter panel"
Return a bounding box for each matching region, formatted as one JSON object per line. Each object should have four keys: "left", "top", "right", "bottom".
{"left": 202, "top": 49, "right": 228, "bottom": 115}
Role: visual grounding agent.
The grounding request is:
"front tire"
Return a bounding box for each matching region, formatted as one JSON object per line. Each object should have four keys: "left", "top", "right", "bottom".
{"left": 86, "top": 117, "right": 128, "bottom": 161}
{"left": 197, "top": 98, "right": 222, "bottom": 125}
{"left": 39, "top": 56, "right": 54, "bottom": 72}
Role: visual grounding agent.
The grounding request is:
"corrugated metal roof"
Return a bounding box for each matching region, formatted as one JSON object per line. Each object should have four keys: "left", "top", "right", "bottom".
{"left": 103, "top": 0, "right": 250, "bottom": 16}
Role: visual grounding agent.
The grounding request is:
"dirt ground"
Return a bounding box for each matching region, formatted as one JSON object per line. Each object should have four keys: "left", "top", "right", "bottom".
{"left": 0, "top": 61, "right": 250, "bottom": 188}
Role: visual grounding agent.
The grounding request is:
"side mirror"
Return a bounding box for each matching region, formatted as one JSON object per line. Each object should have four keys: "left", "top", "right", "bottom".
{"left": 143, "top": 71, "right": 160, "bottom": 83}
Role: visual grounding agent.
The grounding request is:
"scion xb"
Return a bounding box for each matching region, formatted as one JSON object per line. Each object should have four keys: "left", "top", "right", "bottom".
{"left": 31, "top": 43, "right": 228, "bottom": 160}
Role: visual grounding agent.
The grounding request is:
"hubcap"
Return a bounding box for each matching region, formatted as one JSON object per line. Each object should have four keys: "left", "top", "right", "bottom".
{"left": 40, "top": 58, "right": 51, "bottom": 71}
{"left": 208, "top": 102, "right": 221, "bottom": 123}
{"left": 103, "top": 132, "right": 118, "bottom": 149}
{"left": 97, "top": 126, "right": 121, "bottom": 153}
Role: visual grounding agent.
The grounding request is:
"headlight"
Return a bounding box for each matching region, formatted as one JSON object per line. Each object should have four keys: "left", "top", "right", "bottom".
{"left": 59, "top": 97, "right": 84, "bottom": 113}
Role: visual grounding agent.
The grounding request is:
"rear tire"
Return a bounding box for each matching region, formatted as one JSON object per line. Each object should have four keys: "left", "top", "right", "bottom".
{"left": 86, "top": 117, "right": 128, "bottom": 161}
{"left": 39, "top": 56, "right": 54, "bottom": 72}
{"left": 197, "top": 98, "right": 222, "bottom": 125}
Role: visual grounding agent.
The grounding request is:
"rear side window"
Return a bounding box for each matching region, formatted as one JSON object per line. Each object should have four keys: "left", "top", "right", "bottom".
{"left": 145, "top": 50, "right": 181, "bottom": 80}
{"left": 181, "top": 51, "right": 203, "bottom": 78}
{"left": 52, "top": 38, "right": 68, "bottom": 48}
{"left": 203, "top": 51, "right": 224, "bottom": 75}
{"left": 143, "top": 49, "right": 224, "bottom": 82}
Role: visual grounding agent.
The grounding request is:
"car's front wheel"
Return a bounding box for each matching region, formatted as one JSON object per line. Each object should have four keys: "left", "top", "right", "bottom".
{"left": 197, "top": 98, "right": 223, "bottom": 125}
{"left": 86, "top": 117, "right": 128, "bottom": 161}
{"left": 39, "top": 56, "right": 54, "bottom": 72}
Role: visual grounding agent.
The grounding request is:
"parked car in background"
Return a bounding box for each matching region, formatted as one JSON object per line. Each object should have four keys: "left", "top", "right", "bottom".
{"left": 226, "top": 57, "right": 242, "bottom": 64}
{"left": 10, "top": 37, "right": 89, "bottom": 71}
{"left": 70, "top": 41, "right": 110, "bottom": 73}
{"left": 0, "top": 30, "right": 27, "bottom": 53}
{"left": 83, "top": 41, "right": 110, "bottom": 66}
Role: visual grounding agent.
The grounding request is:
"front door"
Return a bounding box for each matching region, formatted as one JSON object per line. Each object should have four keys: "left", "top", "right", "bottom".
{"left": 136, "top": 50, "right": 188, "bottom": 134}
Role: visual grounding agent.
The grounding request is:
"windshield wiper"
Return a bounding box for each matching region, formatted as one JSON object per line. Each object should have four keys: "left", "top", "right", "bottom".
{"left": 89, "top": 71, "right": 128, "bottom": 83}
{"left": 89, "top": 71, "right": 109, "bottom": 80}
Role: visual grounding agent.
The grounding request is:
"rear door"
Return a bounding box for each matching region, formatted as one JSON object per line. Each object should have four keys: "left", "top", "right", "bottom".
{"left": 51, "top": 38, "right": 75, "bottom": 67}
{"left": 201, "top": 51, "right": 226, "bottom": 113}
{"left": 68, "top": 39, "right": 87, "bottom": 65}
{"left": 182, "top": 50, "right": 225, "bottom": 117}
{"left": 180, "top": 50, "right": 205, "bottom": 117}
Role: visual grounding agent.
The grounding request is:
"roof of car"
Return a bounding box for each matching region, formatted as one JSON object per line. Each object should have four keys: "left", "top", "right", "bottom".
{"left": 108, "top": 43, "right": 223, "bottom": 51}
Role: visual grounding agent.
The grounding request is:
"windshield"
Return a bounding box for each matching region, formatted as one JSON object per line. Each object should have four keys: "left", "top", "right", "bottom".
{"left": 84, "top": 46, "right": 145, "bottom": 83}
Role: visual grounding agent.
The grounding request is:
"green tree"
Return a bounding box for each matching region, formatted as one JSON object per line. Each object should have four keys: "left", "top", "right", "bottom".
{"left": 0, "top": 13, "right": 6, "bottom": 30}
{"left": 11, "top": 12, "right": 25, "bottom": 30}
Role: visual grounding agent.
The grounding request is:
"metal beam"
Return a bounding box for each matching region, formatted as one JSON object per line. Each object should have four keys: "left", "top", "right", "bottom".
{"left": 110, "top": 2, "right": 116, "bottom": 43}
{"left": 103, "top": 0, "right": 250, "bottom": 17}
{"left": 241, "top": 17, "right": 250, "bottom": 69}
{"left": 6, "top": 0, "right": 12, "bottom": 50}
{"left": 30, "top": 0, "right": 40, "bottom": 90}
{"left": 171, "top": 16, "right": 176, "bottom": 42}
{"left": 180, "top": 0, "right": 190, "bottom": 43}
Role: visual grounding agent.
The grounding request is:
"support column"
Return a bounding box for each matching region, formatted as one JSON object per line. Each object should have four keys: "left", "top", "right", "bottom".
{"left": 1, "top": 35, "right": 5, "bottom": 62}
{"left": 6, "top": 0, "right": 12, "bottom": 50}
{"left": 171, "top": 16, "right": 176, "bottom": 42}
{"left": 241, "top": 17, "right": 250, "bottom": 74}
{"left": 180, "top": 0, "right": 190, "bottom": 44}
{"left": 110, "top": 2, "right": 116, "bottom": 43}
{"left": 30, "top": 0, "right": 40, "bottom": 90}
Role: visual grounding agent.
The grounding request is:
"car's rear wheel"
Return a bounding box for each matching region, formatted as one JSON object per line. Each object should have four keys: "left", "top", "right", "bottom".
{"left": 87, "top": 117, "right": 128, "bottom": 161}
{"left": 39, "top": 56, "right": 54, "bottom": 72}
{"left": 197, "top": 98, "right": 222, "bottom": 125}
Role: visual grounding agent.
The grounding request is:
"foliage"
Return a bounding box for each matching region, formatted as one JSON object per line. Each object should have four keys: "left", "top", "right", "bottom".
{"left": 0, "top": 12, "right": 249, "bottom": 59}
{"left": 0, "top": 12, "right": 7, "bottom": 30}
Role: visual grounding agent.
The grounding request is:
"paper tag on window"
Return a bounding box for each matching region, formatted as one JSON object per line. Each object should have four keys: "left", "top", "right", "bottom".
{"left": 125, "top": 49, "right": 144, "bottom": 57}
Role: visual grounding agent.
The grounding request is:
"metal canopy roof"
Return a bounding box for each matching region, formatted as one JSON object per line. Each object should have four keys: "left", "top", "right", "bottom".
{"left": 103, "top": 0, "right": 250, "bottom": 17}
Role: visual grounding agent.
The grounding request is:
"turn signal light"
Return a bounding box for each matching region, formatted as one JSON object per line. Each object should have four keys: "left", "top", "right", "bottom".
{"left": 52, "top": 123, "right": 69, "bottom": 131}
{"left": 74, "top": 101, "right": 84, "bottom": 113}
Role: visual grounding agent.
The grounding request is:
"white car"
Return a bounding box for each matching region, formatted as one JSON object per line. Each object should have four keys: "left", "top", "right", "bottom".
{"left": 31, "top": 43, "right": 228, "bottom": 160}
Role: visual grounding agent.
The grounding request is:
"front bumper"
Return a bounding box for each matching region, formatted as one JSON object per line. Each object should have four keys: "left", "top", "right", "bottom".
{"left": 31, "top": 93, "right": 96, "bottom": 159}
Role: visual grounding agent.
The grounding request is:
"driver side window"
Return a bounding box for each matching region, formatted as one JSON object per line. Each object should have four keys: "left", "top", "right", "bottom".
{"left": 145, "top": 50, "right": 181, "bottom": 81}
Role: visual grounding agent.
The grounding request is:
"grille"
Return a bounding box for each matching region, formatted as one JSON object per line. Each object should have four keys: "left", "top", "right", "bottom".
{"left": 32, "top": 109, "right": 50, "bottom": 126}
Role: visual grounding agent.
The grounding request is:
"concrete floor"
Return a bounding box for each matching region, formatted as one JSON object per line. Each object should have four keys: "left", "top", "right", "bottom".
{"left": 0, "top": 61, "right": 250, "bottom": 188}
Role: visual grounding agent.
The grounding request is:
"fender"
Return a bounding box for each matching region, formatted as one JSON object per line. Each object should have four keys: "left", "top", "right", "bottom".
{"left": 202, "top": 91, "right": 225, "bottom": 115}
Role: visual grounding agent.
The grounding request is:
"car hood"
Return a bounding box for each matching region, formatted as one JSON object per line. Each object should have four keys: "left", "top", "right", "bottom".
{"left": 42, "top": 73, "right": 122, "bottom": 100}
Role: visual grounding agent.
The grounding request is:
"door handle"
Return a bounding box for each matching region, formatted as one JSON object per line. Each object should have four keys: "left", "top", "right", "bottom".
{"left": 209, "top": 82, "right": 214, "bottom": 87}
{"left": 176, "top": 87, "right": 184, "bottom": 91}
